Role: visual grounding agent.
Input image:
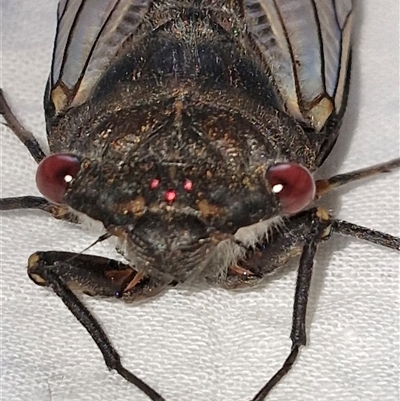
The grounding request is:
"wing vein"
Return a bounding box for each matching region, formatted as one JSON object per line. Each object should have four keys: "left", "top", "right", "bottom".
{"left": 58, "top": 1, "right": 86, "bottom": 88}
{"left": 271, "top": 0, "right": 302, "bottom": 108}
{"left": 311, "top": 0, "right": 327, "bottom": 96}
{"left": 69, "top": 0, "right": 123, "bottom": 103}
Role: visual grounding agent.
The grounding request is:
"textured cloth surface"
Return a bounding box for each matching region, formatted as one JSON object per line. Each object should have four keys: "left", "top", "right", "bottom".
{"left": 1, "top": 2, "right": 399, "bottom": 401}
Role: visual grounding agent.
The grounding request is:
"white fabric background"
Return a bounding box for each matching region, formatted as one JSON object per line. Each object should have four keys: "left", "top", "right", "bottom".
{"left": 1, "top": 1, "right": 399, "bottom": 401}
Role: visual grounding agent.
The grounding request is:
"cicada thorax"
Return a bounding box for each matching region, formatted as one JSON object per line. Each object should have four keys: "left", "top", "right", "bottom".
{"left": 45, "top": 1, "right": 339, "bottom": 161}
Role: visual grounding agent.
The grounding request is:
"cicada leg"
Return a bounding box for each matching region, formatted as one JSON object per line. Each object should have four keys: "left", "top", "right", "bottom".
{"left": 249, "top": 209, "right": 331, "bottom": 400}
{"left": 225, "top": 206, "right": 399, "bottom": 401}
{"left": 213, "top": 208, "right": 331, "bottom": 400}
{"left": 0, "top": 88, "right": 46, "bottom": 163}
{"left": 27, "top": 251, "right": 173, "bottom": 401}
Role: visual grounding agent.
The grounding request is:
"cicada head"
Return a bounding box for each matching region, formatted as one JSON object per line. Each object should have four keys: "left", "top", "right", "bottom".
{"left": 38, "top": 97, "right": 317, "bottom": 283}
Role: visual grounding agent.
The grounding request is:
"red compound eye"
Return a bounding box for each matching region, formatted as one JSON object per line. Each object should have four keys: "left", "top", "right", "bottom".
{"left": 266, "top": 163, "right": 315, "bottom": 215}
{"left": 36, "top": 154, "right": 80, "bottom": 204}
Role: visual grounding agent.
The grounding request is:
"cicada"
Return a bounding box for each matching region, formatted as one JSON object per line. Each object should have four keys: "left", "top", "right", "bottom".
{"left": 1, "top": 1, "right": 399, "bottom": 400}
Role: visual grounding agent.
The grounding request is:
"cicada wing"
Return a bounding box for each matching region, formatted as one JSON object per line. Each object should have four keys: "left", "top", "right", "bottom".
{"left": 244, "top": 0, "right": 353, "bottom": 131}
{"left": 46, "top": 0, "right": 150, "bottom": 115}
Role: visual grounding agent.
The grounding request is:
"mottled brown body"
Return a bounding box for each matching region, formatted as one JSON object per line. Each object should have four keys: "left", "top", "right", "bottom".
{"left": 44, "top": 1, "right": 342, "bottom": 290}
{"left": 3, "top": 1, "right": 398, "bottom": 401}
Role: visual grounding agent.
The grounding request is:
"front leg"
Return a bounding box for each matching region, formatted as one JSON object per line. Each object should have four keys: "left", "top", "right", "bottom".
{"left": 224, "top": 206, "right": 399, "bottom": 400}
{"left": 213, "top": 208, "right": 331, "bottom": 399}
{"left": 250, "top": 210, "right": 329, "bottom": 401}
{"left": 27, "top": 251, "right": 175, "bottom": 401}
{"left": 27, "top": 251, "right": 173, "bottom": 301}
